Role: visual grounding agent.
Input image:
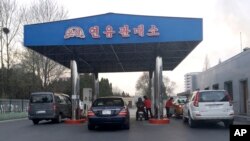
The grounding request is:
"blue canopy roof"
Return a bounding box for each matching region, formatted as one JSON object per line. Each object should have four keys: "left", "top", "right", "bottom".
{"left": 24, "top": 13, "right": 203, "bottom": 73}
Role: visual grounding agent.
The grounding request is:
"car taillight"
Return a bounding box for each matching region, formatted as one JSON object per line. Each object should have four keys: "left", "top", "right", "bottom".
{"left": 119, "top": 107, "right": 128, "bottom": 116}
{"left": 53, "top": 103, "right": 56, "bottom": 111}
{"left": 193, "top": 92, "right": 200, "bottom": 107}
{"left": 87, "top": 108, "right": 95, "bottom": 117}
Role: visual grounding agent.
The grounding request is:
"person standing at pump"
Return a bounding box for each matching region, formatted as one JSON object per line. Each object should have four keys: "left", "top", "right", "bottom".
{"left": 143, "top": 96, "right": 153, "bottom": 119}
{"left": 165, "top": 97, "right": 174, "bottom": 118}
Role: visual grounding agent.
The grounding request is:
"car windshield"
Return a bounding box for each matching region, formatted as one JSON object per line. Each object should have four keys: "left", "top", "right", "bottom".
{"left": 199, "top": 91, "right": 228, "bottom": 102}
{"left": 92, "top": 98, "right": 124, "bottom": 107}
{"left": 30, "top": 94, "right": 53, "bottom": 103}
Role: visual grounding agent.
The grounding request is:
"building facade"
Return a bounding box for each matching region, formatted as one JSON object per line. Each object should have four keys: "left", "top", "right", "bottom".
{"left": 194, "top": 49, "right": 250, "bottom": 116}
{"left": 184, "top": 72, "right": 200, "bottom": 92}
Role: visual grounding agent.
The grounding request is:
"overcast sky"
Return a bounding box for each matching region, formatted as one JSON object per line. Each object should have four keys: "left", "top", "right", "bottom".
{"left": 23, "top": 0, "right": 250, "bottom": 95}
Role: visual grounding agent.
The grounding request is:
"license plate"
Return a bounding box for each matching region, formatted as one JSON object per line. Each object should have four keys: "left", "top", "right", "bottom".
{"left": 36, "top": 110, "right": 46, "bottom": 114}
{"left": 102, "top": 110, "right": 111, "bottom": 115}
{"left": 208, "top": 105, "right": 221, "bottom": 109}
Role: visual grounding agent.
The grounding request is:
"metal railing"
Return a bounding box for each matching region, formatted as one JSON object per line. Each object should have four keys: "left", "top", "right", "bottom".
{"left": 0, "top": 99, "right": 29, "bottom": 113}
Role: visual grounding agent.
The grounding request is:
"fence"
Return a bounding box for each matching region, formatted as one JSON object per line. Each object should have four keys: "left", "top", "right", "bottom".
{"left": 0, "top": 99, "right": 29, "bottom": 114}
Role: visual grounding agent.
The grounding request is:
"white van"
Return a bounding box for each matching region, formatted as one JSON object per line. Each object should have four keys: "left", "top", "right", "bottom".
{"left": 182, "top": 90, "right": 234, "bottom": 128}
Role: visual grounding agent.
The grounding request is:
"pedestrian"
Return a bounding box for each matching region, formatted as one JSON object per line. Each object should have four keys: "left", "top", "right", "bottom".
{"left": 165, "top": 97, "right": 174, "bottom": 118}
{"left": 143, "top": 96, "right": 153, "bottom": 119}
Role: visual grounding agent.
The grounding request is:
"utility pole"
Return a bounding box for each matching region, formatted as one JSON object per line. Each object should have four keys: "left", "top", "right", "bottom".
{"left": 0, "top": 21, "right": 10, "bottom": 98}
{"left": 240, "top": 32, "right": 242, "bottom": 52}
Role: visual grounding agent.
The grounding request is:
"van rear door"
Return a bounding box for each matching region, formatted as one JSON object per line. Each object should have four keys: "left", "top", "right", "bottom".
{"left": 29, "top": 93, "right": 54, "bottom": 116}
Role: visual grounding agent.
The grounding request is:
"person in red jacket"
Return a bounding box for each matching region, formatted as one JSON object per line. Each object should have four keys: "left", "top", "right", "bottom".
{"left": 165, "top": 97, "right": 174, "bottom": 118}
{"left": 143, "top": 96, "right": 153, "bottom": 119}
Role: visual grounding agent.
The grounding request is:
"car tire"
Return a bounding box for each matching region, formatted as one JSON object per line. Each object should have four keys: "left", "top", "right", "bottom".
{"left": 123, "top": 120, "right": 130, "bottom": 130}
{"left": 223, "top": 120, "right": 233, "bottom": 128}
{"left": 188, "top": 113, "right": 196, "bottom": 128}
{"left": 88, "top": 124, "right": 95, "bottom": 130}
{"left": 53, "top": 114, "right": 62, "bottom": 123}
{"left": 32, "top": 119, "right": 39, "bottom": 125}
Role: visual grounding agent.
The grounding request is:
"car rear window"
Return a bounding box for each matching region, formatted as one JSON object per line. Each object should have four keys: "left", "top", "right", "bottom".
{"left": 93, "top": 98, "right": 124, "bottom": 107}
{"left": 176, "top": 97, "right": 187, "bottom": 104}
{"left": 30, "top": 94, "right": 53, "bottom": 103}
{"left": 199, "top": 91, "right": 228, "bottom": 102}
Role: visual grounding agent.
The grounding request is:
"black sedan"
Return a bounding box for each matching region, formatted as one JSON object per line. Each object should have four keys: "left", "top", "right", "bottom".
{"left": 87, "top": 97, "right": 130, "bottom": 130}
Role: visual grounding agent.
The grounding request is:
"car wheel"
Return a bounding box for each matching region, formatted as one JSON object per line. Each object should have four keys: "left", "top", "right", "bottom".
{"left": 54, "top": 114, "right": 62, "bottom": 123}
{"left": 188, "top": 114, "right": 196, "bottom": 128}
{"left": 123, "top": 120, "right": 130, "bottom": 130}
{"left": 223, "top": 120, "right": 233, "bottom": 128}
{"left": 32, "top": 119, "right": 39, "bottom": 125}
{"left": 88, "top": 124, "right": 95, "bottom": 130}
{"left": 125, "top": 123, "right": 130, "bottom": 130}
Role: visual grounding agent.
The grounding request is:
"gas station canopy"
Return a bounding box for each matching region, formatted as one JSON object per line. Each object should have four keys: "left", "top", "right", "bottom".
{"left": 24, "top": 13, "right": 202, "bottom": 73}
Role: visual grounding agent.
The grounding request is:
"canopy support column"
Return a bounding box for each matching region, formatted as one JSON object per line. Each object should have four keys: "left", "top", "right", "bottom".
{"left": 71, "top": 60, "right": 80, "bottom": 120}
{"left": 154, "top": 56, "right": 163, "bottom": 119}
{"left": 149, "top": 71, "right": 155, "bottom": 117}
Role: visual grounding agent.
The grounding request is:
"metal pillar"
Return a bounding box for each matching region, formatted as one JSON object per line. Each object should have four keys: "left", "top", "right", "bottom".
{"left": 155, "top": 56, "right": 163, "bottom": 119}
{"left": 93, "top": 73, "right": 99, "bottom": 101}
{"left": 150, "top": 71, "right": 155, "bottom": 117}
{"left": 71, "top": 60, "right": 79, "bottom": 120}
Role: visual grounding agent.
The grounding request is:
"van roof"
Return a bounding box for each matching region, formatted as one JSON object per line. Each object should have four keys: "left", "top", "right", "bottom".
{"left": 31, "top": 92, "right": 53, "bottom": 95}
{"left": 197, "top": 90, "right": 226, "bottom": 93}
{"left": 31, "top": 92, "right": 70, "bottom": 97}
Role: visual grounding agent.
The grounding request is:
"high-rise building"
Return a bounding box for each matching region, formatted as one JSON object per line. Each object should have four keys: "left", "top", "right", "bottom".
{"left": 184, "top": 72, "right": 200, "bottom": 92}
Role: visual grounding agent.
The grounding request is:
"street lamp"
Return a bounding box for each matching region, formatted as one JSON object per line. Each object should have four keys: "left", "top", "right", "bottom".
{"left": 0, "top": 26, "right": 10, "bottom": 98}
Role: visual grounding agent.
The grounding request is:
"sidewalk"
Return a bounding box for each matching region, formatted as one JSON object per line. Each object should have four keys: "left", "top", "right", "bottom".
{"left": 234, "top": 115, "right": 250, "bottom": 125}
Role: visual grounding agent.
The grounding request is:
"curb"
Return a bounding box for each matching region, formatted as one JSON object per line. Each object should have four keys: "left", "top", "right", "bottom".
{"left": 149, "top": 118, "right": 170, "bottom": 124}
{"left": 0, "top": 118, "right": 28, "bottom": 123}
{"left": 64, "top": 119, "right": 86, "bottom": 124}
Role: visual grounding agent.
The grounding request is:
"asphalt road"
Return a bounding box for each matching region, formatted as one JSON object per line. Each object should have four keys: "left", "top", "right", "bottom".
{"left": 0, "top": 116, "right": 230, "bottom": 141}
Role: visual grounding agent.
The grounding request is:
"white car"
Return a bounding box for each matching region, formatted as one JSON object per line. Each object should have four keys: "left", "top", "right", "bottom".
{"left": 182, "top": 90, "right": 234, "bottom": 128}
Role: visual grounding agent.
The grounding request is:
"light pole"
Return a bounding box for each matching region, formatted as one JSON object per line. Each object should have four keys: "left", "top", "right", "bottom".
{"left": 0, "top": 25, "right": 10, "bottom": 98}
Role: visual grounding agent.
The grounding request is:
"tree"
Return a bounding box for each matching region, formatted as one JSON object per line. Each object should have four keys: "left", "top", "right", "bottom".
{"left": 0, "top": 66, "right": 42, "bottom": 99}
{"left": 0, "top": 0, "right": 25, "bottom": 98}
{"left": 21, "top": 49, "right": 68, "bottom": 89}
{"left": 48, "top": 77, "right": 71, "bottom": 94}
{"left": 112, "top": 86, "right": 122, "bottom": 96}
{"left": 99, "top": 78, "right": 113, "bottom": 97}
{"left": 135, "top": 72, "right": 176, "bottom": 98}
{"left": 135, "top": 72, "right": 150, "bottom": 97}
{"left": 163, "top": 77, "right": 176, "bottom": 97}
{"left": 21, "top": 0, "right": 69, "bottom": 90}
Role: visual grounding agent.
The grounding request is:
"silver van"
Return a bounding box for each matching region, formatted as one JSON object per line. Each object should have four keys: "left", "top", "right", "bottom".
{"left": 28, "top": 92, "right": 72, "bottom": 125}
